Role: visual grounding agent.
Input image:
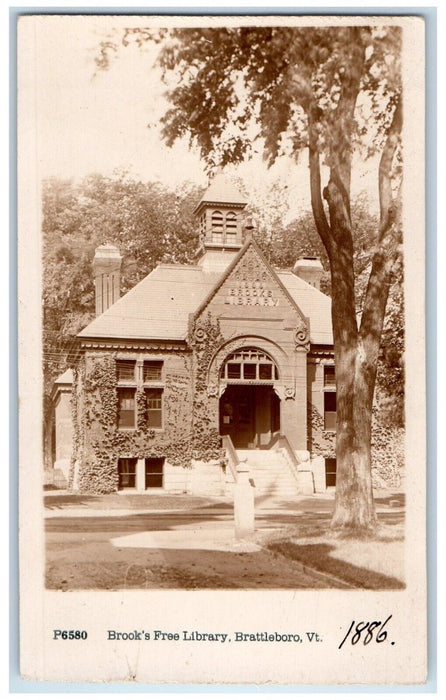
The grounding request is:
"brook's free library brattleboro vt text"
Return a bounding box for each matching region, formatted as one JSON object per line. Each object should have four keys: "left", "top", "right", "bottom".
{"left": 50, "top": 173, "right": 340, "bottom": 496}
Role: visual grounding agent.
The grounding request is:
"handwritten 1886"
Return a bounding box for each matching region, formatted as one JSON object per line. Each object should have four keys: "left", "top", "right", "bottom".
{"left": 338, "top": 615, "right": 394, "bottom": 649}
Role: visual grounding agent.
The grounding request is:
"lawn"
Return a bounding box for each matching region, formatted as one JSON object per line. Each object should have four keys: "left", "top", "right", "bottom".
{"left": 260, "top": 520, "right": 405, "bottom": 589}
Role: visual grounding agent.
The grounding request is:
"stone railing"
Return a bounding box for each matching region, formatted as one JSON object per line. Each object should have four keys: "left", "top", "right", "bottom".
{"left": 277, "top": 434, "right": 315, "bottom": 493}
{"left": 221, "top": 435, "right": 239, "bottom": 483}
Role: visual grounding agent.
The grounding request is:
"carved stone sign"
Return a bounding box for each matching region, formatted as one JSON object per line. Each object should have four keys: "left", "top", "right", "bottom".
{"left": 225, "top": 282, "right": 279, "bottom": 306}
{"left": 225, "top": 248, "right": 279, "bottom": 306}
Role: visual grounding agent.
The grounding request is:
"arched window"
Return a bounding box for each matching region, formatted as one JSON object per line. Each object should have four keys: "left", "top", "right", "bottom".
{"left": 210, "top": 210, "right": 239, "bottom": 244}
{"left": 219, "top": 347, "right": 279, "bottom": 382}
{"left": 225, "top": 211, "right": 237, "bottom": 243}
{"left": 211, "top": 210, "right": 223, "bottom": 243}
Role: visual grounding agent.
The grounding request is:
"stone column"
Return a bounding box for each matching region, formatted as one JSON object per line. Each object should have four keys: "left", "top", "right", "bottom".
{"left": 280, "top": 349, "right": 307, "bottom": 451}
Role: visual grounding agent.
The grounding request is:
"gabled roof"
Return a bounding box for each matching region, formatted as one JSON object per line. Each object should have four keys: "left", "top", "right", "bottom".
{"left": 192, "top": 235, "right": 309, "bottom": 326}
{"left": 78, "top": 246, "right": 333, "bottom": 346}
{"left": 193, "top": 173, "right": 247, "bottom": 213}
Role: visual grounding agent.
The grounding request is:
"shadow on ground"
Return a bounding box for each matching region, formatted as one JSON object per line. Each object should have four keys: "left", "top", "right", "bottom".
{"left": 45, "top": 542, "right": 348, "bottom": 591}
{"left": 267, "top": 541, "right": 405, "bottom": 590}
{"left": 45, "top": 507, "right": 404, "bottom": 535}
{"left": 44, "top": 493, "right": 225, "bottom": 511}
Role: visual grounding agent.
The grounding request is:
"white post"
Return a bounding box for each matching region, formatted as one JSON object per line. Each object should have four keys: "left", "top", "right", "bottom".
{"left": 234, "top": 466, "right": 255, "bottom": 538}
{"left": 136, "top": 459, "right": 145, "bottom": 492}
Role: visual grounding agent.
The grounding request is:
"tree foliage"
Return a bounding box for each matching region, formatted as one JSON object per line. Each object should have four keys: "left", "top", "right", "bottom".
{"left": 42, "top": 173, "right": 202, "bottom": 432}
{"left": 156, "top": 27, "right": 400, "bottom": 168}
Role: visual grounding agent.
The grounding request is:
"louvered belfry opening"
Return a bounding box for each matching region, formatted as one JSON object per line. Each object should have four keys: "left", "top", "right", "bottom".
{"left": 194, "top": 173, "right": 248, "bottom": 251}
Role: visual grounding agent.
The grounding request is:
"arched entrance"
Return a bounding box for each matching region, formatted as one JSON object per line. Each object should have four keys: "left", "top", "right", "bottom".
{"left": 219, "top": 347, "right": 280, "bottom": 449}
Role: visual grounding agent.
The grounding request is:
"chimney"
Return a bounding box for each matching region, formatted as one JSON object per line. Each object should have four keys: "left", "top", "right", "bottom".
{"left": 243, "top": 215, "right": 255, "bottom": 236}
{"left": 293, "top": 256, "right": 324, "bottom": 290}
{"left": 93, "top": 244, "right": 122, "bottom": 316}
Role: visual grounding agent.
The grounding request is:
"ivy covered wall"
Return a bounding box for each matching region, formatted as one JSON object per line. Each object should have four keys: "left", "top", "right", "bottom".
{"left": 190, "top": 312, "right": 226, "bottom": 464}
{"left": 307, "top": 359, "right": 404, "bottom": 488}
{"left": 307, "top": 401, "right": 336, "bottom": 460}
{"left": 70, "top": 348, "right": 195, "bottom": 494}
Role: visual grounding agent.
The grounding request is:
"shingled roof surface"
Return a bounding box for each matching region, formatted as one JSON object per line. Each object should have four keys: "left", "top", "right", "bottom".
{"left": 79, "top": 258, "right": 333, "bottom": 345}
{"left": 78, "top": 265, "right": 220, "bottom": 340}
{"left": 194, "top": 173, "right": 247, "bottom": 212}
{"left": 276, "top": 271, "right": 333, "bottom": 345}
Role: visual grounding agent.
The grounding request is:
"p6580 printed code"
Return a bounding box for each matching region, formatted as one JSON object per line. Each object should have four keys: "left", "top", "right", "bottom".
{"left": 53, "top": 630, "right": 88, "bottom": 640}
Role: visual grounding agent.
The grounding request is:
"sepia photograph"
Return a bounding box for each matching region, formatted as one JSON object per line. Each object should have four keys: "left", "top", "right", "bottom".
{"left": 17, "top": 12, "right": 427, "bottom": 684}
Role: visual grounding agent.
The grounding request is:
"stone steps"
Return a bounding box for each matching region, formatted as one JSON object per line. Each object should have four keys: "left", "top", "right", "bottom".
{"left": 236, "top": 449, "right": 300, "bottom": 496}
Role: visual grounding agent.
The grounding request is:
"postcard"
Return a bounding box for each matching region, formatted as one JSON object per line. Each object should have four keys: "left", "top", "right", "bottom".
{"left": 17, "top": 13, "right": 427, "bottom": 684}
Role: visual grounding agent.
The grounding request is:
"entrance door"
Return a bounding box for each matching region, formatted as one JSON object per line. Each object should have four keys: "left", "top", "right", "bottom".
{"left": 219, "top": 386, "right": 255, "bottom": 448}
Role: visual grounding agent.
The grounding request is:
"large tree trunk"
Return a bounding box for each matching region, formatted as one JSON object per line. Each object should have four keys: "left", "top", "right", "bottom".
{"left": 330, "top": 338, "right": 378, "bottom": 530}
{"left": 330, "top": 100, "right": 402, "bottom": 530}
{"left": 327, "top": 215, "right": 378, "bottom": 531}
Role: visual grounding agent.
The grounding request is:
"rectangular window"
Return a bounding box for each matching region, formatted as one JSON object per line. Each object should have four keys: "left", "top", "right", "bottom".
{"left": 259, "top": 363, "right": 272, "bottom": 380}
{"left": 118, "top": 388, "right": 136, "bottom": 429}
{"left": 227, "top": 362, "right": 241, "bottom": 379}
{"left": 116, "top": 359, "right": 136, "bottom": 382}
{"left": 212, "top": 212, "right": 223, "bottom": 238}
{"left": 145, "top": 458, "right": 164, "bottom": 488}
{"left": 243, "top": 363, "right": 257, "bottom": 380}
{"left": 324, "top": 392, "right": 336, "bottom": 431}
{"left": 325, "top": 458, "right": 337, "bottom": 488}
{"left": 225, "top": 215, "right": 237, "bottom": 244}
{"left": 118, "top": 458, "right": 137, "bottom": 489}
{"left": 146, "top": 388, "right": 163, "bottom": 428}
{"left": 324, "top": 365, "right": 336, "bottom": 386}
{"left": 143, "top": 360, "right": 163, "bottom": 382}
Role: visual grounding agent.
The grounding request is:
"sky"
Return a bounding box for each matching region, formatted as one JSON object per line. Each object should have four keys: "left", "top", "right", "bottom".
{"left": 32, "top": 15, "right": 381, "bottom": 219}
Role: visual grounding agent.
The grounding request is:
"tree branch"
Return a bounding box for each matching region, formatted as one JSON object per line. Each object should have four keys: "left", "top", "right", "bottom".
{"left": 359, "top": 97, "right": 403, "bottom": 371}
{"left": 378, "top": 98, "right": 402, "bottom": 236}
{"left": 308, "top": 109, "right": 332, "bottom": 253}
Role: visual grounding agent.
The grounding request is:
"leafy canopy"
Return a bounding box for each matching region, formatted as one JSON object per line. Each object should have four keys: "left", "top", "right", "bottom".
{"left": 157, "top": 26, "right": 401, "bottom": 170}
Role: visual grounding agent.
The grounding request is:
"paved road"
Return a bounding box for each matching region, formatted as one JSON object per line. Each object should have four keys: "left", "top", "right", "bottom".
{"left": 45, "top": 491, "right": 404, "bottom": 590}
{"left": 45, "top": 500, "right": 334, "bottom": 590}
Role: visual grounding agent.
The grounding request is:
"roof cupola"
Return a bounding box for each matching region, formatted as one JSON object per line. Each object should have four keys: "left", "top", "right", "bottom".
{"left": 194, "top": 172, "right": 248, "bottom": 252}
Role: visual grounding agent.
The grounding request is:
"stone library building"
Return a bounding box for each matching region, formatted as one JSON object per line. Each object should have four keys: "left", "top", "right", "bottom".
{"left": 51, "top": 174, "right": 337, "bottom": 496}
